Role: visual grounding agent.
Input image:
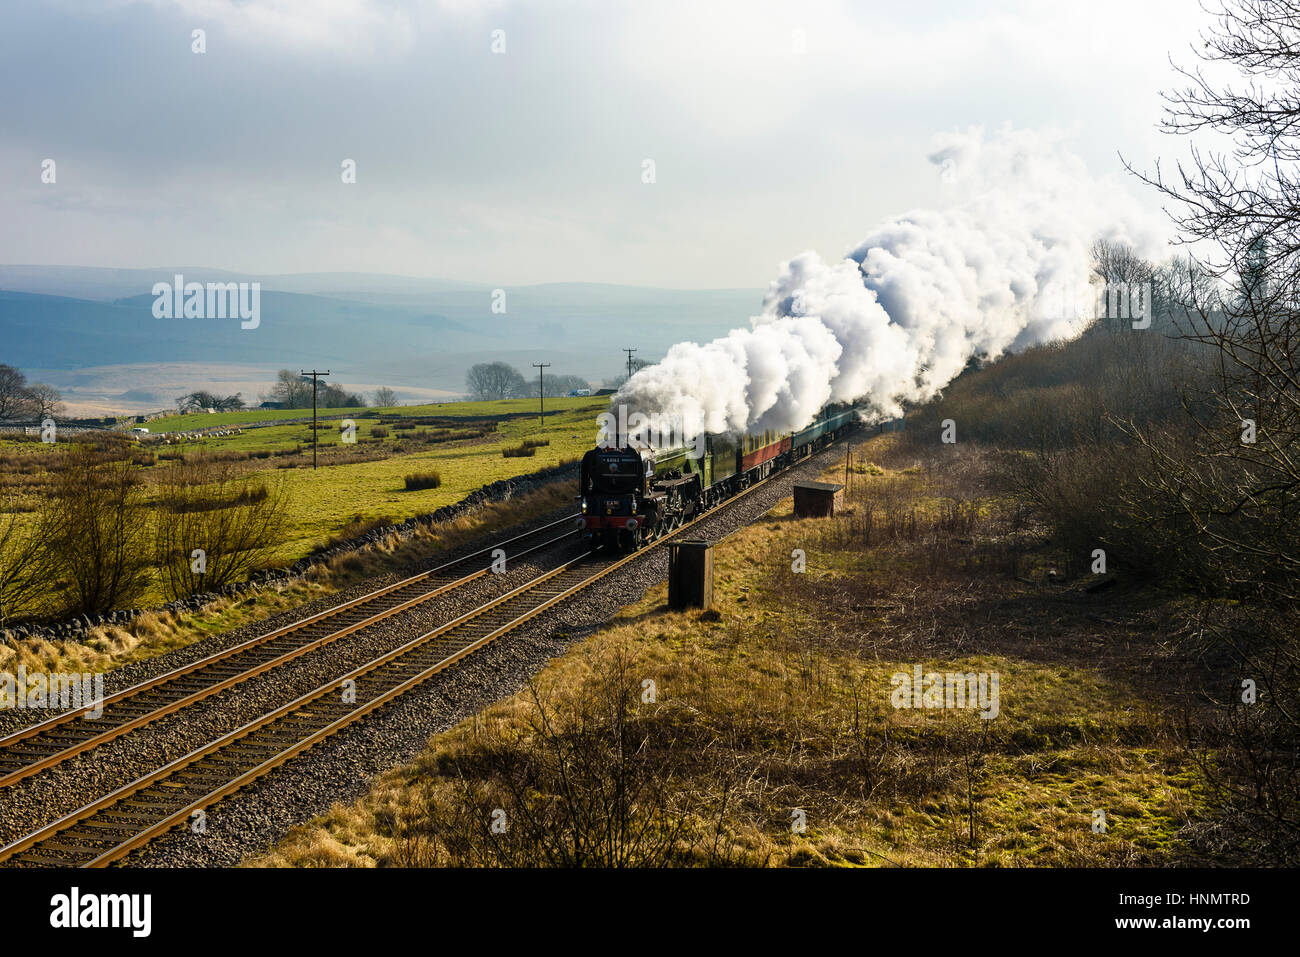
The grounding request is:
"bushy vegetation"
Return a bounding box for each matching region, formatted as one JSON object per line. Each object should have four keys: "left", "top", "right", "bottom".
{"left": 0, "top": 447, "right": 289, "bottom": 620}
{"left": 898, "top": 303, "right": 1299, "bottom": 860}
{"left": 403, "top": 471, "right": 443, "bottom": 491}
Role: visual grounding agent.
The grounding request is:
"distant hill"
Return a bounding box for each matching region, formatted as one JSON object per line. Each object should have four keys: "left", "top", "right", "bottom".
{"left": 0, "top": 266, "right": 762, "bottom": 414}
{"left": 0, "top": 289, "right": 482, "bottom": 370}
{"left": 0, "top": 265, "right": 482, "bottom": 302}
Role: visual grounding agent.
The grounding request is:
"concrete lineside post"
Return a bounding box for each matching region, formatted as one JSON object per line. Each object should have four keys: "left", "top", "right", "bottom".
{"left": 668, "top": 539, "right": 714, "bottom": 610}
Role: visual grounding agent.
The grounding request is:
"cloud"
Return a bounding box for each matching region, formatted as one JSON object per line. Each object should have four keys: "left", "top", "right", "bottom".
{"left": 140, "top": 0, "right": 416, "bottom": 54}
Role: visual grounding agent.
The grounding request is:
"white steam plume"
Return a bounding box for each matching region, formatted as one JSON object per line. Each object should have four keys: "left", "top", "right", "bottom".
{"left": 616, "top": 127, "right": 1167, "bottom": 438}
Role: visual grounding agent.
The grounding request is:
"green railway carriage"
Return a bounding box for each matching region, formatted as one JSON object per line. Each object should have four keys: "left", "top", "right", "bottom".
{"left": 706, "top": 434, "right": 740, "bottom": 487}
{"left": 793, "top": 406, "right": 856, "bottom": 449}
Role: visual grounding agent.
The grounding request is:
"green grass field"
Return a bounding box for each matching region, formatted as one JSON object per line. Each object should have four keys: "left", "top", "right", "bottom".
{"left": 264, "top": 401, "right": 599, "bottom": 557}
{"left": 140, "top": 396, "right": 607, "bottom": 559}
{"left": 143, "top": 407, "right": 367, "bottom": 432}
{"left": 144, "top": 395, "right": 606, "bottom": 434}
{"left": 2, "top": 396, "right": 607, "bottom": 601}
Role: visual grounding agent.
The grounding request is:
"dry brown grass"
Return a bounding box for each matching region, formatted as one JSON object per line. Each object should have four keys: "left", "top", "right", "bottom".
{"left": 251, "top": 435, "right": 1217, "bottom": 869}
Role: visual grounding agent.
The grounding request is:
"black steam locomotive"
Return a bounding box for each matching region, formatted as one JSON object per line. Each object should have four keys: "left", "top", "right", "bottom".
{"left": 579, "top": 404, "right": 860, "bottom": 550}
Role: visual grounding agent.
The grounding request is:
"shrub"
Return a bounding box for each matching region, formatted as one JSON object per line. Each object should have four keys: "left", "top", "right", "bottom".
{"left": 39, "top": 451, "right": 152, "bottom": 616}
{"left": 502, "top": 443, "right": 537, "bottom": 458}
{"left": 404, "top": 471, "right": 442, "bottom": 491}
{"left": 154, "top": 458, "right": 289, "bottom": 600}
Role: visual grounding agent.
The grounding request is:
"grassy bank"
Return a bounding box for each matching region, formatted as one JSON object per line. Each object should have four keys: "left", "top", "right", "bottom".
{"left": 250, "top": 434, "right": 1214, "bottom": 868}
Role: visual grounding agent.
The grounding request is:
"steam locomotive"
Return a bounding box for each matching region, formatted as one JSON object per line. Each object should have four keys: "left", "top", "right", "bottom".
{"left": 579, "top": 404, "right": 860, "bottom": 550}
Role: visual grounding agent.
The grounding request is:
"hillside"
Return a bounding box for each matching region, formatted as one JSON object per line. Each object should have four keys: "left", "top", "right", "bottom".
{"left": 0, "top": 268, "right": 763, "bottom": 412}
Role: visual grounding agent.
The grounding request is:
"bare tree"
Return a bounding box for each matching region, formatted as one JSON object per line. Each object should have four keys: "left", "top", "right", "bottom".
{"left": 372, "top": 386, "right": 397, "bottom": 408}
{"left": 466, "top": 362, "right": 528, "bottom": 401}
{"left": 1128, "top": 0, "right": 1300, "bottom": 602}
{"left": 1089, "top": 239, "right": 1161, "bottom": 333}
{"left": 1125, "top": 0, "right": 1300, "bottom": 862}
{"left": 0, "top": 364, "right": 32, "bottom": 421}
{"left": 24, "top": 383, "right": 64, "bottom": 419}
{"left": 1091, "top": 238, "right": 1156, "bottom": 288}
{"left": 264, "top": 369, "right": 314, "bottom": 408}
{"left": 0, "top": 489, "right": 52, "bottom": 623}
{"left": 178, "top": 391, "right": 244, "bottom": 413}
{"left": 320, "top": 383, "right": 363, "bottom": 407}
{"left": 153, "top": 458, "right": 289, "bottom": 600}
{"left": 386, "top": 644, "right": 742, "bottom": 867}
{"left": 40, "top": 450, "right": 151, "bottom": 616}
{"left": 610, "top": 358, "right": 650, "bottom": 390}
{"left": 531, "top": 373, "right": 590, "bottom": 398}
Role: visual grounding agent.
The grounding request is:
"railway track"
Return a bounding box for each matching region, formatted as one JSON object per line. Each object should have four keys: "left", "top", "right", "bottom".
{"left": 0, "top": 432, "right": 855, "bottom": 867}
{"left": 0, "top": 516, "right": 581, "bottom": 790}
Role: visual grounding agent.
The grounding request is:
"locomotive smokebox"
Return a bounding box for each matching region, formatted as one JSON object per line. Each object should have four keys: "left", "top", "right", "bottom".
{"left": 793, "top": 481, "right": 845, "bottom": 518}
{"left": 667, "top": 539, "right": 714, "bottom": 610}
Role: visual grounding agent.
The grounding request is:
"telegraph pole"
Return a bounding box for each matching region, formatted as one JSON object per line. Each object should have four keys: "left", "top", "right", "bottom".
{"left": 300, "top": 369, "right": 330, "bottom": 470}
{"left": 532, "top": 362, "right": 550, "bottom": 427}
{"left": 623, "top": 347, "right": 637, "bottom": 382}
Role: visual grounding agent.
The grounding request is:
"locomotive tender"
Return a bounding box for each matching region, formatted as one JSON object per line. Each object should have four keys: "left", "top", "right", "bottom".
{"left": 579, "top": 404, "right": 860, "bottom": 550}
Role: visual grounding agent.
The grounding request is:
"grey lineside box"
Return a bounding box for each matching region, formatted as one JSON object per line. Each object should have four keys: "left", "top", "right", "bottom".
{"left": 667, "top": 539, "right": 713, "bottom": 610}
{"left": 793, "top": 481, "right": 845, "bottom": 518}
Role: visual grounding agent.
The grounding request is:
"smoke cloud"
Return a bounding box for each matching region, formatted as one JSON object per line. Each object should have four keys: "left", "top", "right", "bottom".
{"left": 616, "top": 127, "right": 1167, "bottom": 438}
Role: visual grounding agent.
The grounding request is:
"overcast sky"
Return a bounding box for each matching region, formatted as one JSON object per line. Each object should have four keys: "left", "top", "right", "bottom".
{"left": 0, "top": 0, "right": 1212, "bottom": 288}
